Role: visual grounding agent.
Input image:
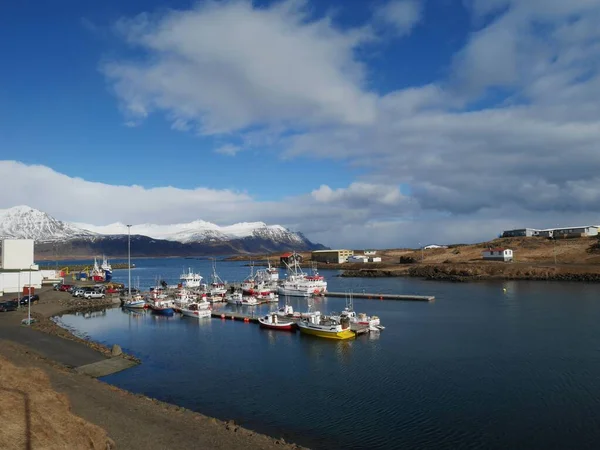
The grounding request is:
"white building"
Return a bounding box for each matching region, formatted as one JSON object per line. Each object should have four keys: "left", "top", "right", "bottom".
{"left": 364, "top": 250, "right": 377, "bottom": 255}
{"left": 368, "top": 257, "right": 382, "bottom": 263}
{"left": 348, "top": 255, "right": 368, "bottom": 263}
{"left": 0, "top": 239, "right": 42, "bottom": 295}
{"left": 482, "top": 248, "right": 513, "bottom": 262}
{"left": 424, "top": 244, "right": 448, "bottom": 249}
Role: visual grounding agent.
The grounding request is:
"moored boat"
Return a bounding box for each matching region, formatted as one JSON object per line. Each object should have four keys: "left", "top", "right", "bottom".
{"left": 123, "top": 294, "right": 146, "bottom": 309}
{"left": 148, "top": 295, "right": 175, "bottom": 316}
{"left": 297, "top": 314, "right": 355, "bottom": 340}
{"left": 181, "top": 302, "right": 211, "bottom": 319}
{"left": 258, "top": 313, "right": 295, "bottom": 331}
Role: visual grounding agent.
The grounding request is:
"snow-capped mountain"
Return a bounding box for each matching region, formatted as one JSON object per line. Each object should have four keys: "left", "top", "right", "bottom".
{"left": 73, "top": 220, "right": 306, "bottom": 245}
{"left": 0, "top": 205, "right": 96, "bottom": 242}
{"left": 0, "top": 206, "right": 324, "bottom": 256}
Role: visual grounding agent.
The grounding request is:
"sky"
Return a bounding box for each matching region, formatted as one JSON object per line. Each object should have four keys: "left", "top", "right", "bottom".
{"left": 1, "top": 0, "right": 600, "bottom": 248}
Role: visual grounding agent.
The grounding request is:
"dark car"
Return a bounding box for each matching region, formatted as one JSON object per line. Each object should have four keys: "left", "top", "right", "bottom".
{"left": 19, "top": 295, "right": 40, "bottom": 305}
{"left": 0, "top": 300, "right": 18, "bottom": 312}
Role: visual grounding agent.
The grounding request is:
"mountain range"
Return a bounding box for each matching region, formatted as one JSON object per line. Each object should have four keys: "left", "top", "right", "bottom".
{"left": 0, "top": 206, "right": 326, "bottom": 258}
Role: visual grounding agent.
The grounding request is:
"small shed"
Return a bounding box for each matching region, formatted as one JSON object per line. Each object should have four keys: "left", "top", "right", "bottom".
{"left": 482, "top": 248, "right": 513, "bottom": 262}
{"left": 280, "top": 252, "right": 302, "bottom": 266}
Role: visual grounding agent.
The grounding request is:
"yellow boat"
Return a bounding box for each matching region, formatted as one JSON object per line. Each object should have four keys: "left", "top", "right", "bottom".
{"left": 297, "top": 314, "right": 355, "bottom": 340}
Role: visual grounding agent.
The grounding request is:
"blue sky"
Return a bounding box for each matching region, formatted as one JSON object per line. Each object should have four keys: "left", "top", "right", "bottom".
{"left": 1, "top": 0, "right": 600, "bottom": 248}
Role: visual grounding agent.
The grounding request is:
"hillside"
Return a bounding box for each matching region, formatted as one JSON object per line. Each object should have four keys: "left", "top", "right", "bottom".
{"left": 230, "top": 237, "right": 600, "bottom": 282}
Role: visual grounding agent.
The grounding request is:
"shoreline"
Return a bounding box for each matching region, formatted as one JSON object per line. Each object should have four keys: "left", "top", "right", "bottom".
{"left": 339, "top": 263, "right": 600, "bottom": 282}
{"left": 0, "top": 287, "right": 305, "bottom": 449}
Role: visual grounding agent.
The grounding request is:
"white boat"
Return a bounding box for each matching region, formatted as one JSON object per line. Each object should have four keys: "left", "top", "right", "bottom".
{"left": 173, "top": 289, "right": 199, "bottom": 311}
{"left": 209, "top": 260, "right": 228, "bottom": 296}
{"left": 277, "top": 256, "right": 327, "bottom": 297}
{"left": 123, "top": 294, "right": 146, "bottom": 309}
{"left": 181, "top": 302, "right": 211, "bottom": 319}
{"left": 331, "top": 293, "right": 384, "bottom": 331}
{"left": 226, "top": 292, "right": 243, "bottom": 305}
{"left": 180, "top": 268, "right": 203, "bottom": 289}
{"left": 241, "top": 296, "right": 258, "bottom": 306}
{"left": 256, "top": 291, "right": 278, "bottom": 302}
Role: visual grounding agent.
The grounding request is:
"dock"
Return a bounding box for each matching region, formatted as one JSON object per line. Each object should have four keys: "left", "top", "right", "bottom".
{"left": 324, "top": 292, "right": 434, "bottom": 302}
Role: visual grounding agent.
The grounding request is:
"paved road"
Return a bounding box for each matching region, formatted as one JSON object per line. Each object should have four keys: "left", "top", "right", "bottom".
{"left": 0, "top": 292, "right": 107, "bottom": 368}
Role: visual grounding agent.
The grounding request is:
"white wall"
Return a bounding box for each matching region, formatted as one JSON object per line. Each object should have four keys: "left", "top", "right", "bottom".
{"left": 0, "top": 270, "right": 42, "bottom": 295}
{"left": 1, "top": 239, "right": 35, "bottom": 269}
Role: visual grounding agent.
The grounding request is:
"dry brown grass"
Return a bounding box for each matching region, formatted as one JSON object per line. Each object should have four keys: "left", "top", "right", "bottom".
{"left": 0, "top": 355, "right": 113, "bottom": 450}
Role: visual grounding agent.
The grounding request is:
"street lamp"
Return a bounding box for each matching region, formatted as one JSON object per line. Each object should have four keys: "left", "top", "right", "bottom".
{"left": 127, "top": 224, "right": 132, "bottom": 297}
{"left": 26, "top": 264, "right": 34, "bottom": 325}
{"left": 418, "top": 242, "right": 424, "bottom": 261}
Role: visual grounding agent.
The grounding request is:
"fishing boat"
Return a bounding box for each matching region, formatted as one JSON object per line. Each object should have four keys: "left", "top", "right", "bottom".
{"left": 180, "top": 268, "right": 204, "bottom": 289}
{"left": 332, "top": 292, "right": 384, "bottom": 331}
{"left": 209, "top": 259, "right": 228, "bottom": 296}
{"left": 123, "top": 294, "right": 146, "bottom": 309}
{"left": 258, "top": 313, "right": 295, "bottom": 331}
{"left": 226, "top": 292, "right": 243, "bottom": 305}
{"left": 297, "top": 314, "right": 355, "bottom": 340}
{"left": 147, "top": 294, "right": 175, "bottom": 316}
{"left": 101, "top": 255, "right": 113, "bottom": 282}
{"left": 277, "top": 257, "right": 327, "bottom": 297}
{"left": 241, "top": 295, "right": 258, "bottom": 306}
{"left": 181, "top": 302, "right": 211, "bottom": 319}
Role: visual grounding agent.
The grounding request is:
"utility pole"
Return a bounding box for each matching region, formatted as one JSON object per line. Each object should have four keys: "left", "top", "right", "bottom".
{"left": 127, "top": 224, "right": 132, "bottom": 297}
{"left": 553, "top": 238, "right": 557, "bottom": 265}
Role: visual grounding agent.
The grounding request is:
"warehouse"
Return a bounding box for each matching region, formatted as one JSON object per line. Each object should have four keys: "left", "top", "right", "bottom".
{"left": 311, "top": 249, "right": 354, "bottom": 264}
{"left": 0, "top": 239, "right": 42, "bottom": 295}
{"left": 501, "top": 228, "right": 539, "bottom": 237}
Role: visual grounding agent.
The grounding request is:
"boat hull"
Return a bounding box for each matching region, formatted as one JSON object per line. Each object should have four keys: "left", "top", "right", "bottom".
{"left": 124, "top": 301, "right": 146, "bottom": 309}
{"left": 181, "top": 309, "right": 211, "bottom": 318}
{"left": 258, "top": 320, "right": 296, "bottom": 331}
{"left": 297, "top": 322, "right": 355, "bottom": 340}
{"left": 150, "top": 307, "right": 174, "bottom": 316}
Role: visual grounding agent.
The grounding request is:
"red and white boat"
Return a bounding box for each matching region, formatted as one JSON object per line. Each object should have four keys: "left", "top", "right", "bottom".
{"left": 258, "top": 313, "right": 295, "bottom": 331}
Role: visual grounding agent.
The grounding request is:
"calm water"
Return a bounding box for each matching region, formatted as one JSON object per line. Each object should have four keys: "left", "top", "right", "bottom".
{"left": 58, "top": 258, "right": 600, "bottom": 449}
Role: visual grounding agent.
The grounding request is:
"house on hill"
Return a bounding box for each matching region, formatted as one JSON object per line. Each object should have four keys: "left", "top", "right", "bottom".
{"left": 482, "top": 248, "right": 513, "bottom": 262}
{"left": 280, "top": 252, "right": 302, "bottom": 266}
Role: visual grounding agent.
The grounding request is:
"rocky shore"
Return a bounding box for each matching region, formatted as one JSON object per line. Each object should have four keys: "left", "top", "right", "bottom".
{"left": 341, "top": 263, "right": 600, "bottom": 282}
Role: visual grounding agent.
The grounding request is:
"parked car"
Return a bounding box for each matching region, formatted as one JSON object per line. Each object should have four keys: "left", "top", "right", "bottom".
{"left": 19, "top": 295, "right": 40, "bottom": 305}
{"left": 73, "top": 288, "right": 91, "bottom": 297}
{"left": 59, "top": 284, "right": 73, "bottom": 292}
{"left": 0, "top": 300, "right": 18, "bottom": 312}
{"left": 83, "top": 291, "right": 105, "bottom": 299}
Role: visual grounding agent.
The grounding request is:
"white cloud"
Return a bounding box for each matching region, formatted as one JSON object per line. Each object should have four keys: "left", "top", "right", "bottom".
{"left": 89, "top": 0, "right": 600, "bottom": 246}
{"left": 214, "top": 144, "right": 242, "bottom": 156}
{"left": 373, "top": 0, "right": 423, "bottom": 36}
{"left": 103, "top": 0, "right": 377, "bottom": 136}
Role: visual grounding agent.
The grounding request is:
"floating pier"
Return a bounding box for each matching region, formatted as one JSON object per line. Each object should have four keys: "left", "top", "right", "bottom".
{"left": 211, "top": 310, "right": 259, "bottom": 323}
{"left": 324, "top": 292, "right": 434, "bottom": 302}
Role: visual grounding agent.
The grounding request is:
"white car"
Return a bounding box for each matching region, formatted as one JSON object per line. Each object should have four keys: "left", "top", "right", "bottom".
{"left": 83, "top": 291, "right": 105, "bottom": 299}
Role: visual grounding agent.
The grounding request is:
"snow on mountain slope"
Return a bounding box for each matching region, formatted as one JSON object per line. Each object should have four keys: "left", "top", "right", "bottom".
{"left": 0, "top": 205, "right": 313, "bottom": 249}
{"left": 73, "top": 219, "right": 306, "bottom": 244}
{"left": 0, "top": 206, "right": 96, "bottom": 242}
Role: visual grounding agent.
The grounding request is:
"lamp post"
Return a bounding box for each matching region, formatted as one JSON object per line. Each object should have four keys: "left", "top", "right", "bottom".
{"left": 127, "top": 224, "right": 132, "bottom": 297}
{"left": 27, "top": 264, "right": 34, "bottom": 325}
{"left": 418, "top": 242, "right": 424, "bottom": 261}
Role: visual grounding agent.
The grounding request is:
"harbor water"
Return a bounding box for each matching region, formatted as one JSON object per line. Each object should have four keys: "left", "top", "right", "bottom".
{"left": 57, "top": 257, "right": 600, "bottom": 449}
